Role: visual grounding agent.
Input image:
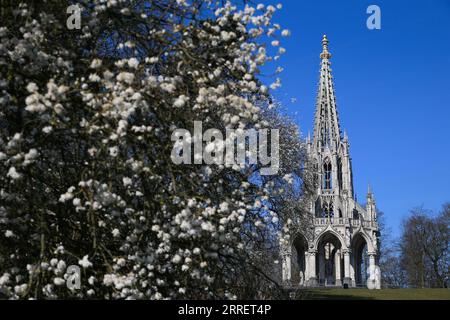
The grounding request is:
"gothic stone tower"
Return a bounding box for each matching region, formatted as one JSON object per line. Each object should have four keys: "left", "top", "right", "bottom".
{"left": 281, "top": 36, "right": 380, "bottom": 288}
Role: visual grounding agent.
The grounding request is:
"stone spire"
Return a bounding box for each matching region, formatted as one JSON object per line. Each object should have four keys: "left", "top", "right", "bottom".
{"left": 280, "top": 36, "right": 380, "bottom": 289}
{"left": 312, "top": 35, "right": 342, "bottom": 151}
{"left": 320, "top": 34, "right": 332, "bottom": 60}
{"left": 366, "top": 183, "right": 377, "bottom": 221}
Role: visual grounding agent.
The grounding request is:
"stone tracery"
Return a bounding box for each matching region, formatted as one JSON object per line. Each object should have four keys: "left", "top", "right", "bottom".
{"left": 281, "top": 36, "right": 380, "bottom": 288}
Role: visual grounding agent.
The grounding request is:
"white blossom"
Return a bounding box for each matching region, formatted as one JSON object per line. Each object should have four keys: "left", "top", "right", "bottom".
{"left": 79, "top": 255, "right": 93, "bottom": 269}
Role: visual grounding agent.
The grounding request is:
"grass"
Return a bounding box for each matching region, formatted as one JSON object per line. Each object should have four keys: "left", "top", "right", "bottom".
{"left": 302, "top": 288, "right": 450, "bottom": 300}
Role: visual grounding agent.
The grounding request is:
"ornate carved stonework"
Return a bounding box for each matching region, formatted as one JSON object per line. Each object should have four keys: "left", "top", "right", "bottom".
{"left": 281, "top": 36, "right": 380, "bottom": 289}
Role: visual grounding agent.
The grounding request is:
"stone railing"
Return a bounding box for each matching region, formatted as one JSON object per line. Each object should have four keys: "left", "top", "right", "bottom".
{"left": 350, "top": 219, "right": 375, "bottom": 228}
{"left": 314, "top": 217, "right": 377, "bottom": 228}
{"left": 314, "top": 217, "right": 346, "bottom": 226}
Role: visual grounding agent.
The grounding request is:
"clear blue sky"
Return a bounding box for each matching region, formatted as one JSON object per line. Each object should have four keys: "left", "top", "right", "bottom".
{"left": 267, "top": 0, "right": 450, "bottom": 237}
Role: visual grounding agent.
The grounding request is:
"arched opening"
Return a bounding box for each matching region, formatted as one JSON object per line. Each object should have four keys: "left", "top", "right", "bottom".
{"left": 315, "top": 197, "right": 322, "bottom": 218}
{"left": 324, "top": 202, "right": 334, "bottom": 218}
{"left": 315, "top": 198, "right": 335, "bottom": 219}
{"left": 316, "top": 232, "right": 343, "bottom": 286}
{"left": 291, "top": 234, "right": 308, "bottom": 286}
{"left": 337, "top": 157, "right": 343, "bottom": 190}
{"left": 323, "top": 161, "right": 332, "bottom": 190}
{"left": 352, "top": 233, "right": 369, "bottom": 287}
{"left": 352, "top": 208, "right": 359, "bottom": 219}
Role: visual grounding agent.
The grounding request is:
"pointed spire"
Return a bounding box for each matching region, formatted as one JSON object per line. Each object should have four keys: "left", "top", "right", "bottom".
{"left": 312, "top": 35, "right": 341, "bottom": 151}
{"left": 320, "top": 35, "right": 332, "bottom": 60}
{"left": 367, "top": 183, "right": 372, "bottom": 195}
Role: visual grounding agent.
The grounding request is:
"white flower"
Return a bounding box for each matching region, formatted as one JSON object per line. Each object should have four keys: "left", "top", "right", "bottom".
{"left": 281, "top": 29, "right": 291, "bottom": 37}
{"left": 79, "top": 255, "right": 93, "bottom": 268}
{"left": 172, "top": 254, "right": 182, "bottom": 264}
{"left": 230, "top": 115, "right": 239, "bottom": 124}
{"left": 112, "top": 228, "right": 120, "bottom": 237}
{"left": 116, "top": 72, "right": 135, "bottom": 84}
{"left": 57, "top": 260, "right": 66, "bottom": 272}
{"left": 116, "top": 258, "right": 126, "bottom": 267}
{"left": 7, "top": 167, "right": 21, "bottom": 180}
{"left": 14, "top": 284, "right": 28, "bottom": 295}
{"left": 122, "top": 177, "right": 132, "bottom": 187}
{"left": 109, "top": 146, "right": 119, "bottom": 157}
{"left": 219, "top": 202, "right": 229, "bottom": 212}
{"left": 173, "top": 95, "right": 188, "bottom": 108}
{"left": 221, "top": 31, "right": 232, "bottom": 41}
{"left": 89, "top": 73, "right": 101, "bottom": 82}
{"left": 25, "top": 93, "right": 45, "bottom": 113}
{"left": 267, "top": 5, "right": 276, "bottom": 13}
{"left": 54, "top": 277, "right": 65, "bottom": 286}
{"left": 26, "top": 82, "right": 38, "bottom": 93}
{"left": 90, "top": 59, "right": 102, "bottom": 69}
{"left": 201, "top": 221, "right": 214, "bottom": 232}
{"left": 23, "top": 148, "right": 39, "bottom": 166}
{"left": 72, "top": 198, "right": 81, "bottom": 206}
{"left": 128, "top": 58, "right": 139, "bottom": 69}
{"left": 5, "top": 230, "right": 14, "bottom": 238}
{"left": 0, "top": 273, "right": 10, "bottom": 286}
{"left": 282, "top": 173, "right": 294, "bottom": 184}
{"left": 146, "top": 57, "right": 159, "bottom": 64}
{"left": 42, "top": 126, "right": 53, "bottom": 134}
{"left": 154, "top": 292, "right": 162, "bottom": 300}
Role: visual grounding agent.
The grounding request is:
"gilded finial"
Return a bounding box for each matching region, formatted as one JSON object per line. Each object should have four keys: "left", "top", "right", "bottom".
{"left": 320, "top": 34, "right": 331, "bottom": 59}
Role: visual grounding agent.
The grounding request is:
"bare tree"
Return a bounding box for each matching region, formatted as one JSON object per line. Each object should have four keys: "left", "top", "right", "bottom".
{"left": 377, "top": 211, "right": 407, "bottom": 288}
{"left": 399, "top": 205, "right": 449, "bottom": 288}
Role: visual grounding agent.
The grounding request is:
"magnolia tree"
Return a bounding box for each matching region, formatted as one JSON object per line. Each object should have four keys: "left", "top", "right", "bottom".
{"left": 0, "top": 0, "right": 308, "bottom": 299}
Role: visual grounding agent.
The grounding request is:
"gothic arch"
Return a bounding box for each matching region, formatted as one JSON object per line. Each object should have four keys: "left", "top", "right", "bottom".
{"left": 290, "top": 232, "right": 309, "bottom": 248}
{"left": 322, "top": 158, "right": 332, "bottom": 190}
{"left": 313, "top": 227, "right": 347, "bottom": 251}
{"left": 314, "top": 197, "right": 322, "bottom": 218}
{"left": 351, "top": 232, "right": 372, "bottom": 286}
{"left": 291, "top": 233, "right": 309, "bottom": 285}
{"left": 352, "top": 230, "right": 374, "bottom": 253}
{"left": 314, "top": 227, "right": 346, "bottom": 286}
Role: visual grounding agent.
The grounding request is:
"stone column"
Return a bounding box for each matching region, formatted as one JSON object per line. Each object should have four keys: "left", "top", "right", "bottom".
{"left": 369, "top": 253, "right": 376, "bottom": 269}
{"left": 307, "top": 250, "right": 317, "bottom": 287}
{"left": 343, "top": 250, "right": 352, "bottom": 286}
{"left": 283, "top": 252, "right": 292, "bottom": 284}
{"left": 304, "top": 251, "right": 310, "bottom": 283}
{"left": 318, "top": 248, "right": 325, "bottom": 285}
{"left": 335, "top": 250, "right": 342, "bottom": 286}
